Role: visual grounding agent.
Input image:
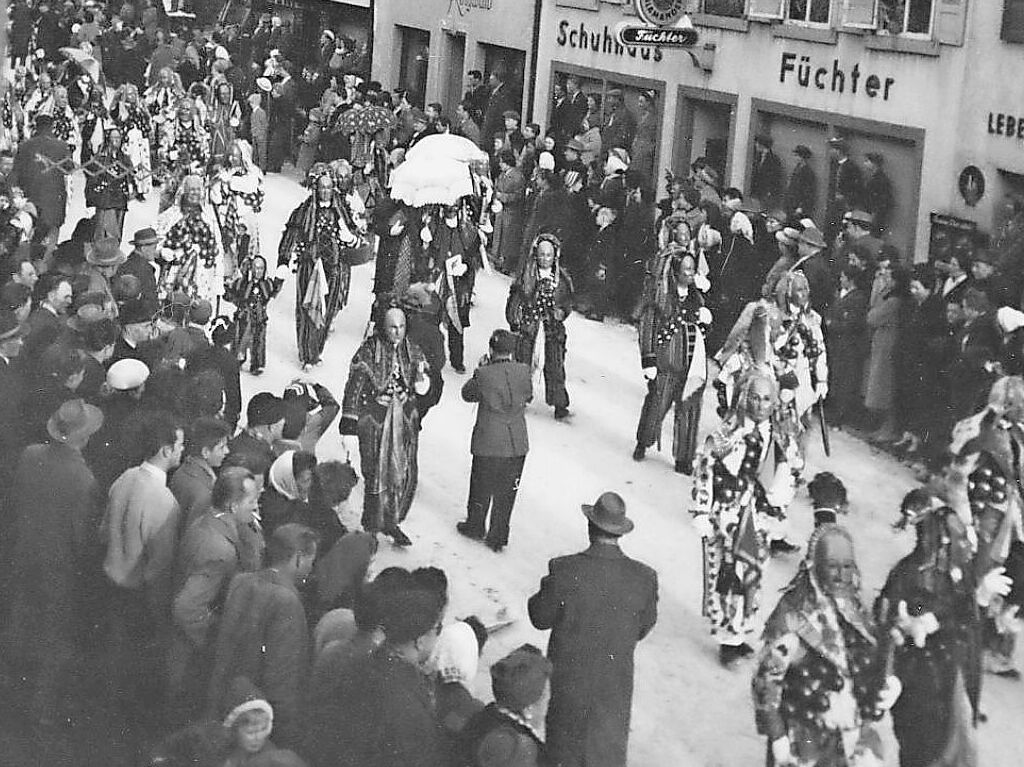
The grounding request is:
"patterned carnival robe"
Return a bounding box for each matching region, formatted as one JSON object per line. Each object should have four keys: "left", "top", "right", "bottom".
{"left": 278, "top": 196, "right": 359, "bottom": 366}
{"left": 342, "top": 335, "right": 429, "bottom": 533}
{"left": 144, "top": 83, "right": 183, "bottom": 181}
{"left": 691, "top": 415, "right": 800, "bottom": 646}
{"left": 226, "top": 267, "right": 276, "bottom": 372}
{"left": 210, "top": 163, "right": 265, "bottom": 275}
{"left": 636, "top": 258, "right": 710, "bottom": 467}
{"left": 156, "top": 197, "right": 226, "bottom": 302}
{"left": 430, "top": 220, "right": 482, "bottom": 369}
{"left": 753, "top": 562, "right": 886, "bottom": 767}
{"left": 955, "top": 414, "right": 1024, "bottom": 676}
{"left": 113, "top": 101, "right": 153, "bottom": 195}
{"left": 506, "top": 263, "right": 574, "bottom": 410}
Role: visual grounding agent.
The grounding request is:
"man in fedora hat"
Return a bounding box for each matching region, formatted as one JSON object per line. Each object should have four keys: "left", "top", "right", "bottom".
{"left": 3, "top": 398, "right": 103, "bottom": 726}
{"left": 791, "top": 224, "right": 834, "bottom": 315}
{"left": 751, "top": 133, "right": 783, "bottom": 211}
{"left": 825, "top": 135, "right": 863, "bottom": 243}
{"left": 80, "top": 236, "right": 127, "bottom": 311}
{"left": 529, "top": 491, "right": 658, "bottom": 767}
{"left": 117, "top": 227, "right": 162, "bottom": 314}
{"left": 785, "top": 144, "right": 817, "bottom": 221}
{"left": 862, "top": 150, "right": 893, "bottom": 233}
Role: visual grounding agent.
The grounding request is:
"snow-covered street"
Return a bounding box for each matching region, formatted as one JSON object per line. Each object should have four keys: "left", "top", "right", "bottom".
{"left": 77, "top": 169, "right": 1022, "bottom": 766}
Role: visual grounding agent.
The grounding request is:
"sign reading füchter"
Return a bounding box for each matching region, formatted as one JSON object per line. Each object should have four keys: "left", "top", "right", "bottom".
{"left": 619, "top": 25, "right": 697, "bottom": 46}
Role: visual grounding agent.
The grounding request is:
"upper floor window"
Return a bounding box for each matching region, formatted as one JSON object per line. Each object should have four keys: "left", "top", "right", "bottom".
{"left": 701, "top": 0, "right": 746, "bottom": 16}
{"left": 787, "top": 0, "right": 830, "bottom": 24}
{"left": 1003, "top": 0, "right": 1024, "bottom": 43}
{"left": 879, "top": 0, "right": 934, "bottom": 35}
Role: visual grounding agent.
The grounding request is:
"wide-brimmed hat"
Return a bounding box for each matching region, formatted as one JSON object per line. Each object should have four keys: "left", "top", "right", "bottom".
{"left": 129, "top": 227, "right": 160, "bottom": 246}
{"left": 797, "top": 227, "right": 826, "bottom": 249}
{"left": 47, "top": 398, "right": 103, "bottom": 444}
{"left": 86, "top": 237, "right": 127, "bottom": 267}
{"left": 582, "top": 491, "right": 634, "bottom": 536}
{"left": 565, "top": 138, "right": 585, "bottom": 153}
{"left": 256, "top": 77, "right": 272, "bottom": 93}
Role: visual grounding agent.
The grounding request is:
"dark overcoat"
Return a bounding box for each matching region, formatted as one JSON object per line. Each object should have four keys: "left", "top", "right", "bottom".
{"left": 528, "top": 543, "right": 658, "bottom": 767}
{"left": 462, "top": 358, "right": 532, "bottom": 458}
{"left": 12, "top": 132, "right": 71, "bottom": 233}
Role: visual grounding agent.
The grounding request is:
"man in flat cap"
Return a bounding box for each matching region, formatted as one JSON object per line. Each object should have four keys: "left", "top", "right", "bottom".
{"left": 529, "top": 491, "right": 658, "bottom": 767}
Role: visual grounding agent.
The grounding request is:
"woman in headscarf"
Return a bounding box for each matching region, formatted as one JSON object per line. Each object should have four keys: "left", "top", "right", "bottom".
{"left": 752, "top": 525, "right": 900, "bottom": 767}
{"left": 431, "top": 620, "right": 486, "bottom": 751}
{"left": 338, "top": 305, "right": 431, "bottom": 546}
{"left": 261, "top": 450, "right": 318, "bottom": 540}
{"left": 506, "top": 233, "right": 574, "bottom": 420}
{"left": 111, "top": 83, "right": 153, "bottom": 198}
{"left": 277, "top": 165, "right": 361, "bottom": 370}
{"left": 206, "top": 81, "right": 241, "bottom": 167}
{"left": 85, "top": 125, "right": 133, "bottom": 242}
{"left": 155, "top": 173, "right": 226, "bottom": 303}
{"left": 210, "top": 139, "right": 265, "bottom": 277}
{"left": 878, "top": 494, "right": 983, "bottom": 767}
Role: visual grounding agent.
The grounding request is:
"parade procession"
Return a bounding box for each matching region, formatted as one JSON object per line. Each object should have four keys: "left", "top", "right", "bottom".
{"left": 0, "top": 0, "right": 1023, "bottom": 765}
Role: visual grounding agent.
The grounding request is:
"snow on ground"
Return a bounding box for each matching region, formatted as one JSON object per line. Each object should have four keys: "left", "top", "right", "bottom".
{"left": 77, "top": 169, "right": 1021, "bottom": 766}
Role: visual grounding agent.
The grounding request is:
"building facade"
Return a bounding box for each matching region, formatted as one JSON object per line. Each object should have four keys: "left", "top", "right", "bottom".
{"left": 371, "top": 0, "right": 540, "bottom": 118}
{"left": 535, "top": 0, "right": 987, "bottom": 261}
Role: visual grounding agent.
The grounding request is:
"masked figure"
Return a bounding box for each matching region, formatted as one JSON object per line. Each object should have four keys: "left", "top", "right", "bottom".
{"left": 157, "top": 98, "right": 210, "bottom": 207}
{"left": 506, "top": 234, "right": 574, "bottom": 420}
{"left": 338, "top": 306, "right": 431, "bottom": 547}
{"left": 210, "top": 139, "right": 265, "bottom": 277}
{"left": 753, "top": 525, "right": 901, "bottom": 767}
{"left": 277, "top": 166, "right": 361, "bottom": 370}
{"left": 877, "top": 494, "right": 983, "bottom": 767}
{"left": 111, "top": 84, "right": 153, "bottom": 197}
{"left": 634, "top": 248, "right": 712, "bottom": 473}
{"left": 691, "top": 371, "right": 802, "bottom": 663}
{"left": 227, "top": 255, "right": 278, "bottom": 375}
{"left": 156, "top": 173, "right": 225, "bottom": 302}
{"left": 430, "top": 203, "right": 482, "bottom": 373}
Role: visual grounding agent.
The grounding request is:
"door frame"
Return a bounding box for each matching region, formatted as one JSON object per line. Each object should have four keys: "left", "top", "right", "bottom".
{"left": 673, "top": 85, "right": 738, "bottom": 183}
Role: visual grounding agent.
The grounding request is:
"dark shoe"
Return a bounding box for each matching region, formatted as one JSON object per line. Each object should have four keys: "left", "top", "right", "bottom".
{"left": 719, "top": 644, "right": 744, "bottom": 666}
{"left": 387, "top": 526, "right": 412, "bottom": 546}
{"left": 770, "top": 539, "right": 800, "bottom": 555}
{"left": 250, "top": 367, "right": 263, "bottom": 376}
{"left": 994, "top": 668, "right": 1022, "bottom": 680}
{"left": 674, "top": 460, "right": 692, "bottom": 475}
{"left": 456, "top": 521, "right": 483, "bottom": 540}
{"left": 453, "top": 364, "right": 466, "bottom": 374}
{"left": 486, "top": 539, "right": 505, "bottom": 553}
{"left": 632, "top": 444, "right": 646, "bottom": 461}
{"left": 554, "top": 407, "right": 570, "bottom": 421}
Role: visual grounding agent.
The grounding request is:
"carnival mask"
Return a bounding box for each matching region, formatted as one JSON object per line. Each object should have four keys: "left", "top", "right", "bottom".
{"left": 813, "top": 533, "right": 859, "bottom": 601}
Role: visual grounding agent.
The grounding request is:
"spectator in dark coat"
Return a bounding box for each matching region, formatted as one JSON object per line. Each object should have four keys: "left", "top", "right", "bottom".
{"left": 481, "top": 66, "right": 517, "bottom": 159}
{"left": 401, "top": 284, "right": 446, "bottom": 422}
{"left": 303, "top": 567, "right": 449, "bottom": 767}
{"left": 1, "top": 399, "right": 104, "bottom": 726}
{"left": 187, "top": 318, "right": 242, "bottom": 431}
{"left": 750, "top": 133, "right": 784, "bottom": 210}
{"left": 24, "top": 271, "right": 72, "bottom": 359}
{"left": 169, "top": 417, "right": 232, "bottom": 529}
{"left": 13, "top": 115, "right": 71, "bottom": 245}
{"left": 206, "top": 524, "right": 318, "bottom": 749}
{"left": 456, "top": 329, "right": 532, "bottom": 552}
{"left": 970, "top": 248, "right": 1014, "bottom": 309}
{"left": 34, "top": 2, "right": 64, "bottom": 60}
{"left": 791, "top": 226, "right": 834, "bottom": 316}
{"left": 824, "top": 264, "right": 869, "bottom": 427}
{"left": 117, "top": 227, "right": 162, "bottom": 315}
{"left": 862, "top": 152, "right": 894, "bottom": 233}
{"left": 528, "top": 493, "right": 657, "bottom": 767}
{"left": 600, "top": 88, "right": 637, "bottom": 155}
{"left": 896, "top": 266, "right": 946, "bottom": 453}
{"left": 949, "top": 288, "right": 1001, "bottom": 422}
{"left": 785, "top": 144, "right": 817, "bottom": 220}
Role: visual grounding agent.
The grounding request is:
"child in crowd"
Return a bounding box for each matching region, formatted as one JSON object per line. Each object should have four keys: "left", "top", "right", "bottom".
{"left": 807, "top": 471, "right": 849, "bottom": 528}
{"left": 227, "top": 255, "right": 277, "bottom": 375}
{"left": 222, "top": 677, "right": 306, "bottom": 767}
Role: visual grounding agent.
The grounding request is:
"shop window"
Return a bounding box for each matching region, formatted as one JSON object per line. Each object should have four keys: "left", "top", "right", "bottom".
{"left": 786, "top": 0, "right": 830, "bottom": 24}
{"left": 1003, "top": 0, "right": 1024, "bottom": 43}
{"left": 701, "top": 0, "right": 745, "bottom": 16}
{"left": 879, "top": 0, "right": 934, "bottom": 35}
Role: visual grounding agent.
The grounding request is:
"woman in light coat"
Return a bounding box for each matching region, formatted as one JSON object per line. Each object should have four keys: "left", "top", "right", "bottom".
{"left": 864, "top": 260, "right": 911, "bottom": 442}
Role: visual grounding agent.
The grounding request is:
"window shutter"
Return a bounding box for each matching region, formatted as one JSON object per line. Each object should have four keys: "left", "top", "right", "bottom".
{"left": 747, "top": 0, "right": 785, "bottom": 19}
{"left": 1002, "top": 0, "right": 1024, "bottom": 42}
{"left": 555, "top": 0, "right": 600, "bottom": 10}
{"left": 935, "top": 0, "right": 968, "bottom": 45}
{"left": 841, "top": 0, "right": 876, "bottom": 27}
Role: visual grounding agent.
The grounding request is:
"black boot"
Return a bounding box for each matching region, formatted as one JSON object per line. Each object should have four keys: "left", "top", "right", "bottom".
{"left": 386, "top": 526, "right": 412, "bottom": 546}
{"left": 632, "top": 444, "right": 645, "bottom": 461}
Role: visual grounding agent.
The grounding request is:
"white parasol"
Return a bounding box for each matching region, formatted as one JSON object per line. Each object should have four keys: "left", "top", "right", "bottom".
{"left": 59, "top": 47, "right": 101, "bottom": 81}
{"left": 389, "top": 153, "right": 476, "bottom": 207}
{"left": 406, "top": 133, "right": 489, "bottom": 165}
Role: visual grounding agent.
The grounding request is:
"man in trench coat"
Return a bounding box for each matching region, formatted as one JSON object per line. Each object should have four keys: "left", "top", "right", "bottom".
{"left": 528, "top": 492, "right": 658, "bottom": 767}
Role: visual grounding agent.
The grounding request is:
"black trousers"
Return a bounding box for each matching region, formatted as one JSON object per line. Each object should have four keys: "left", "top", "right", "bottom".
{"left": 464, "top": 455, "right": 526, "bottom": 546}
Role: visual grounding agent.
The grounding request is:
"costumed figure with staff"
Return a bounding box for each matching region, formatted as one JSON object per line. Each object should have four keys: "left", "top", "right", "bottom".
{"left": 633, "top": 244, "right": 712, "bottom": 474}
{"left": 155, "top": 173, "right": 225, "bottom": 304}
{"left": 752, "top": 524, "right": 902, "bottom": 767}
{"left": 691, "top": 370, "right": 802, "bottom": 665}
{"left": 429, "top": 200, "right": 482, "bottom": 374}
{"left": 206, "top": 81, "right": 241, "bottom": 167}
{"left": 277, "top": 164, "right": 363, "bottom": 371}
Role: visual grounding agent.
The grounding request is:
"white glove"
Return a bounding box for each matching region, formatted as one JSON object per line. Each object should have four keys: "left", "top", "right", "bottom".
{"left": 420, "top": 226, "right": 432, "bottom": 244}
{"left": 815, "top": 382, "right": 829, "bottom": 402}
{"left": 451, "top": 259, "right": 468, "bottom": 277}
{"left": 643, "top": 366, "right": 657, "bottom": 381}
{"left": 692, "top": 515, "right": 714, "bottom": 540}
{"left": 875, "top": 675, "right": 902, "bottom": 712}
{"left": 693, "top": 273, "right": 711, "bottom": 292}
{"left": 771, "top": 737, "right": 795, "bottom": 767}
{"left": 995, "top": 604, "right": 1022, "bottom": 635}
{"left": 275, "top": 264, "right": 291, "bottom": 281}
{"left": 339, "top": 434, "right": 357, "bottom": 460}
{"left": 977, "top": 567, "right": 1012, "bottom": 607}
{"left": 896, "top": 601, "right": 940, "bottom": 648}
{"left": 414, "top": 377, "right": 431, "bottom": 396}
{"left": 491, "top": 199, "right": 503, "bottom": 213}
{"left": 698, "top": 306, "right": 713, "bottom": 325}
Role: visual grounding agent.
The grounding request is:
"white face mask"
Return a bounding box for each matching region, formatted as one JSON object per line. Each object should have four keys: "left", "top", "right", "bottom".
{"left": 445, "top": 216, "right": 458, "bottom": 229}
{"left": 389, "top": 222, "right": 405, "bottom": 236}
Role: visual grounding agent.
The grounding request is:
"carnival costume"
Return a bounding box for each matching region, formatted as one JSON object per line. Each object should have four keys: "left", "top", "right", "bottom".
{"left": 227, "top": 256, "right": 277, "bottom": 374}
{"left": 155, "top": 174, "right": 226, "bottom": 302}
{"left": 210, "top": 140, "right": 265, "bottom": 277}
{"left": 111, "top": 87, "right": 153, "bottom": 196}
{"left": 430, "top": 210, "right": 482, "bottom": 372}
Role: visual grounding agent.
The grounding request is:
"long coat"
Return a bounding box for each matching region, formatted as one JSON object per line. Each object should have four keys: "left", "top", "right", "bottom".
{"left": 824, "top": 286, "right": 868, "bottom": 412}
{"left": 864, "top": 294, "right": 908, "bottom": 411}
{"left": 2, "top": 443, "right": 103, "bottom": 670}
{"left": 12, "top": 131, "right": 71, "bottom": 233}
{"left": 785, "top": 160, "right": 817, "bottom": 219}
{"left": 528, "top": 543, "right": 658, "bottom": 767}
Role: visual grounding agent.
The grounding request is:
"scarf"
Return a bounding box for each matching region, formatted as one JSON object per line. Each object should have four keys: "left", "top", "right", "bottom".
{"left": 302, "top": 256, "right": 329, "bottom": 329}
{"left": 430, "top": 622, "right": 479, "bottom": 685}
{"left": 269, "top": 451, "right": 301, "bottom": 500}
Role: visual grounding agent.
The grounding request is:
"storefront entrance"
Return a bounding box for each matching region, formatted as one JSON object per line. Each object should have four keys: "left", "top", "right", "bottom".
{"left": 399, "top": 26, "right": 431, "bottom": 108}
{"left": 673, "top": 87, "right": 736, "bottom": 184}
